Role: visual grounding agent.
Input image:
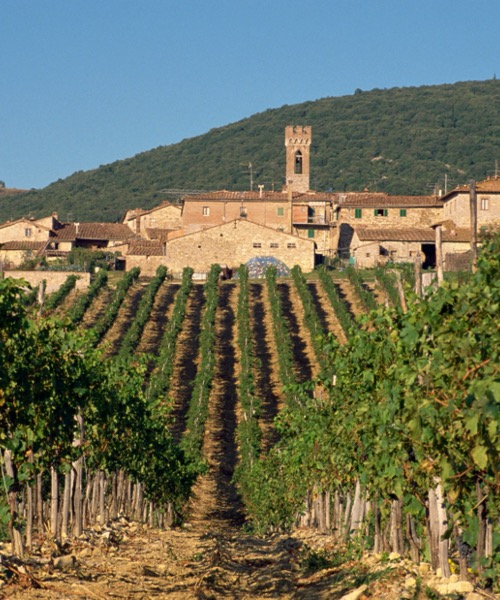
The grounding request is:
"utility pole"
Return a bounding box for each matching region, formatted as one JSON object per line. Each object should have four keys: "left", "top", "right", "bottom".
{"left": 469, "top": 180, "right": 478, "bottom": 273}
{"left": 434, "top": 224, "right": 444, "bottom": 285}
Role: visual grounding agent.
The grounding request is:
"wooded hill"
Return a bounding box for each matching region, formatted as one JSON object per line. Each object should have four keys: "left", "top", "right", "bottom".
{"left": 2, "top": 79, "right": 499, "bottom": 223}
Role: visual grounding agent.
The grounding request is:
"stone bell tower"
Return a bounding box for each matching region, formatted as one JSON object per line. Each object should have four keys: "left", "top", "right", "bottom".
{"left": 285, "top": 125, "right": 311, "bottom": 192}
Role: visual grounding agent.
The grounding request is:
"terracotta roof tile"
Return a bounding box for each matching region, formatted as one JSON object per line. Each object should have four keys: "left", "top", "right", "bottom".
{"left": 145, "top": 228, "right": 172, "bottom": 242}
{"left": 354, "top": 226, "right": 471, "bottom": 243}
{"left": 1, "top": 241, "right": 47, "bottom": 251}
{"left": 182, "top": 190, "right": 335, "bottom": 202}
{"left": 53, "top": 223, "right": 137, "bottom": 241}
{"left": 447, "top": 177, "right": 500, "bottom": 195}
{"left": 127, "top": 240, "right": 165, "bottom": 256}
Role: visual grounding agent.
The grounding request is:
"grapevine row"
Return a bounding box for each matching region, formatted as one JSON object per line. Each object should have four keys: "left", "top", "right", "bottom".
{"left": 90, "top": 266, "right": 141, "bottom": 345}
{"left": 0, "top": 276, "right": 196, "bottom": 555}
{"left": 233, "top": 266, "right": 262, "bottom": 501}
{"left": 67, "top": 268, "right": 108, "bottom": 325}
{"left": 317, "top": 266, "right": 354, "bottom": 338}
{"left": 180, "top": 264, "right": 221, "bottom": 464}
{"left": 147, "top": 266, "right": 194, "bottom": 406}
{"left": 116, "top": 265, "right": 167, "bottom": 360}
{"left": 43, "top": 274, "right": 79, "bottom": 313}
{"left": 345, "top": 266, "right": 379, "bottom": 312}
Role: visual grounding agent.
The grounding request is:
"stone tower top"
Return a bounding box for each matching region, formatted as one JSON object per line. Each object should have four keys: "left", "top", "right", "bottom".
{"left": 285, "top": 126, "right": 311, "bottom": 193}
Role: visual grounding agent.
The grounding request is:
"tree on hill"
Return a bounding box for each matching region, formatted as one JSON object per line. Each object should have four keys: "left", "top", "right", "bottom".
{"left": 1, "top": 79, "right": 499, "bottom": 223}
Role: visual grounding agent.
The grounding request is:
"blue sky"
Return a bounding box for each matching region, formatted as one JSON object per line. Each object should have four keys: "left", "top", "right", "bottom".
{"left": 2, "top": 0, "right": 499, "bottom": 190}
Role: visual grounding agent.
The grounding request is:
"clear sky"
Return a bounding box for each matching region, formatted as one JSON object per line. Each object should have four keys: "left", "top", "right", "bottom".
{"left": 2, "top": 0, "right": 499, "bottom": 190}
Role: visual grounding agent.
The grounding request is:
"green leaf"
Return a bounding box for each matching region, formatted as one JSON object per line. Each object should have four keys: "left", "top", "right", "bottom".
{"left": 465, "top": 413, "right": 479, "bottom": 436}
{"left": 471, "top": 444, "right": 488, "bottom": 470}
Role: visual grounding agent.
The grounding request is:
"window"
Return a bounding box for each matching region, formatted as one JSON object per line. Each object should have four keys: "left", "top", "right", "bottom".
{"left": 202, "top": 206, "right": 210, "bottom": 216}
{"left": 240, "top": 206, "right": 247, "bottom": 218}
{"left": 374, "top": 208, "right": 388, "bottom": 217}
{"left": 25, "top": 228, "right": 32, "bottom": 237}
{"left": 307, "top": 229, "right": 315, "bottom": 238}
{"left": 366, "top": 253, "right": 371, "bottom": 257}
{"left": 287, "top": 243, "right": 296, "bottom": 249}
{"left": 277, "top": 207, "right": 284, "bottom": 216}
{"left": 480, "top": 197, "right": 489, "bottom": 210}
{"left": 270, "top": 242, "right": 279, "bottom": 248}
{"left": 295, "top": 150, "right": 303, "bottom": 174}
{"left": 400, "top": 209, "right": 407, "bottom": 217}
{"left": 253, "top": 242, "right": 262, "bottom": 248}
{"left": 354, "top": 208, "right": 362, "bottom": 219}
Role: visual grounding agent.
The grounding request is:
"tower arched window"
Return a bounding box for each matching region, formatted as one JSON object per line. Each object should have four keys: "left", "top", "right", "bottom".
{"left": 294, "top": 150, "right": 303, "bottom": 174}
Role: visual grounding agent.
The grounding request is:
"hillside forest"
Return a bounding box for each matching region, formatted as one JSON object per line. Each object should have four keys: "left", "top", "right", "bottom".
{"left": 1, "top": 79, "right": 499, "bottom": 223}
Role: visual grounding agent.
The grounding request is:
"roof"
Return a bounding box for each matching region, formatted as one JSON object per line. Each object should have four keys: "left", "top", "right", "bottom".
{"left": 334, "top": 193, "right": 442, "bottom": 208}
{"left": 145, "top": 227, "right": 172, "bottom": 242}
{"left": 182, "top": 190, "right": 335, "bottom": 202}
{"left": 0, "top": 241, "right": 47, "bottom": 252}
{"left": 53, "top": 222, "right": 137, "bottom": 241}
{"left": 127, "top": 240, "right": 165, "bottom": 256}
{"left": 181, "top": 189, "right": 442, "bottom": 208}
{"left": 354, "top": 226, "right": 471, "bottom": 243}
{"left": 441, "top": 177, "right": 500, "bottom": 200}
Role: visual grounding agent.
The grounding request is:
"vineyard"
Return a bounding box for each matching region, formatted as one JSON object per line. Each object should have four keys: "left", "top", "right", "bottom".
{"left": 1, "top": 234, "right": 499, "bottom": 598}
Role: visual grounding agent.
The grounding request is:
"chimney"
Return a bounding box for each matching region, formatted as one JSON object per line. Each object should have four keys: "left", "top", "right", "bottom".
{"left": 75, "top": 222, "right": 80, "bottom": 236}
{"left": 258, "top": 184, "right": 264, "bottom": 198}
{"left": 135, "top": 209, "right": 141, "bottom": 235}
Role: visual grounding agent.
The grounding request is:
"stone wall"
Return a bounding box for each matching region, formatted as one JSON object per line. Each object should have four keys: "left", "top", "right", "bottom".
{"left": 338, "top": 206, "right": 442, "bottom": 228}
{"left": 443, "top": 193, "right": 500, "bottom": 228}
{"left": 0, "top": 220, "right": 50, "bottom": 244}
{"left": 164, "top": 219, "right": 315, "bottom": 273}
{"left": 3, "top": 270, "right": 91, "bottom": 294}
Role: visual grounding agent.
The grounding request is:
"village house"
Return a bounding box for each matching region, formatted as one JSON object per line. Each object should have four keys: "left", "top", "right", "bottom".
{"left": 350, "top": 223, "right": 471, "bottom": 269}
{"left": 124, "top": 218, "right": 315, "bottom": 276}
{"left": 122, "top": 201, "right": 183, "bottom": 238}
{"left": 441, "top": 176, "right": 500, "bottom": 228}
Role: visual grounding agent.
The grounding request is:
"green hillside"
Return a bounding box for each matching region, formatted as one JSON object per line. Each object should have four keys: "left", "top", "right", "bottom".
{"left": 3, "top": 79, "right": 499, "bottom": 223}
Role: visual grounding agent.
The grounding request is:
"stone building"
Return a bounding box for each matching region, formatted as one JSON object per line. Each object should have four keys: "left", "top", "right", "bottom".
{"left": 124, "top": 219, "right": 315, "bottom": 276}
{"left": 350, "top": 224, "right": 471, "bottom": 269}
{"left": 122, "top": 201, "right": 182, "bottom": 237}
{"left": 442, "top": 177, "right": 500, "bottom": 228}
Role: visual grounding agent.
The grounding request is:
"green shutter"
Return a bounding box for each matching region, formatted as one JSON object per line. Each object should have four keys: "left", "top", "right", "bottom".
{"left": 400, "top": 209, "right": 407, "bottom": 217}
{"left": 355, "top": 208, "right": 362, "bottom": 218}
{"left": 383, "top": 209, "right": 388, "bottom": 216}
{"left": 277, "top": 207, "right": 284, "bottom": 216}
{"left": 308, "top": 229, "right": 315, "bottom": 238}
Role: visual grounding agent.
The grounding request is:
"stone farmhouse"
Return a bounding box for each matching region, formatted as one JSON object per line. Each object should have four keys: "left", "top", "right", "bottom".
{"left": 1, "top": 125, "right": 498, "bottom": 275}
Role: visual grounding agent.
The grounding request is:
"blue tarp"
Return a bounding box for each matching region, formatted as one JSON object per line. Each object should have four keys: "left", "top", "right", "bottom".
{"left": 243, "top": 256, "right": 290, "bottom": 279}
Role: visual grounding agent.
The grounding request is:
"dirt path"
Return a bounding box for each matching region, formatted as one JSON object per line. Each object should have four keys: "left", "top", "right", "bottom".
{"left": 2, "top": 519, "right": 412, "bottom": 599}
{"left": 79, "top": 286, "right": 114, "bottom": 330}
{"left": 136, "top": 282, "right": 179, "bottom": 356}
